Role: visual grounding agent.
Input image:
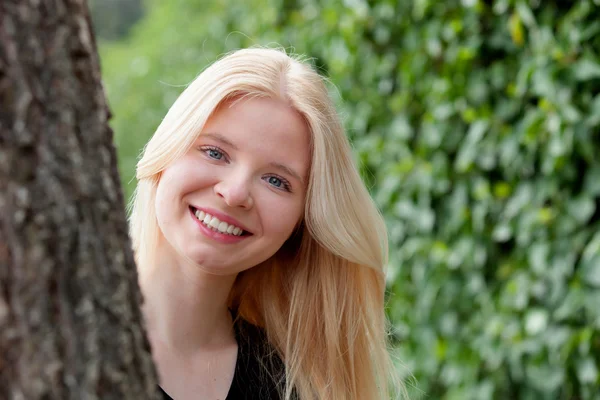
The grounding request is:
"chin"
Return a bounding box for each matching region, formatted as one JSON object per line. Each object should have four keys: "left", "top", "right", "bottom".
{"left": 199, "top": 266, "right": 238, "bottom": 277}
{"left": 186, "top": 254, "right": 240, "bottom": 275}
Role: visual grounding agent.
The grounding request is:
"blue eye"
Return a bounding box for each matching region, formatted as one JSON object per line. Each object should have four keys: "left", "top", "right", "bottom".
{"left": 207, "top": 148, "right": 223, "bottom": 160}
{"left": 199, "top": 145, "right": 229, "bottom": 163}
{"left": 264, "top": 176, "right": 291, "bottom": 192}
{"left": 267, "top": 176, "right": 282, "bottom": 187}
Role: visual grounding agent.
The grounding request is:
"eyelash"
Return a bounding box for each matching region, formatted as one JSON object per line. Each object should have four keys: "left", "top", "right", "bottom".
{"left": 264, "top": 175, "right": 292, "bottom": 192}
{"left": 200, "top": 145, "right": 229, "bottom": 163}
{"left": 198, "top": 145, "right": 293, "bottom": 192}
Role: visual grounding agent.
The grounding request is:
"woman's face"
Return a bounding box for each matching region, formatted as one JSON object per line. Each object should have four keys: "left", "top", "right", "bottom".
{"left": 154, "top": 96, "right": 310, "bottom": 275}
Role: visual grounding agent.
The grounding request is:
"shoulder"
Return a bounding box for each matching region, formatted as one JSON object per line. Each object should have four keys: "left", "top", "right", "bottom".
{"left": 230, "top": 317, "right": 288, "bottom": 399}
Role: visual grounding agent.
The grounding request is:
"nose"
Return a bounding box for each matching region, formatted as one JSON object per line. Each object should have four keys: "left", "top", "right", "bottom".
{"left": 213, "top": 172, "right": 254, "bottom": 209}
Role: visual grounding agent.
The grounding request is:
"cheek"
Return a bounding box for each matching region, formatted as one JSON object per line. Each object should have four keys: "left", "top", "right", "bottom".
{"left": 154, "top": 165, "right": 189, "bottom": 228}
{"left": 262, "top": 200, "right": 304, "bottom": 240}
{"left": 154, "top": 179, "right": 176, "bottom": 232}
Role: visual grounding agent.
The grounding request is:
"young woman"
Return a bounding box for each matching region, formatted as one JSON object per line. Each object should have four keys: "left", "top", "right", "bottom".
{"left": 129, "top": 48, "right": 403, "bottom": 400}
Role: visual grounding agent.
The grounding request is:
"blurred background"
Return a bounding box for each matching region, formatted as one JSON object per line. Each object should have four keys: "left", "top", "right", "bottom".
{"left": 91, "top": 0, "right": 600, "bottom": 398}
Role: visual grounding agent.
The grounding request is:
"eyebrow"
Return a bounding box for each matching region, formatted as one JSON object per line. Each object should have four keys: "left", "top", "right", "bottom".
{"left": 202, "top": 132, "right": 305, "bottom": 185}
{"left": 203, "top": 133, "right": 238, "bottom": 150}
{"left": 269, "top": 162, "right": 304, "bottom": 185}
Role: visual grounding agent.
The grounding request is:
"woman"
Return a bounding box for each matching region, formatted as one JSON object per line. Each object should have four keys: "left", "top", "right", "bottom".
{"left": 129, "top": 48, "right": 403, "bottom": 399}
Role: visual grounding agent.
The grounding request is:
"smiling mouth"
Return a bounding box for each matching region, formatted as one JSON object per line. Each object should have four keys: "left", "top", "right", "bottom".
{"left": 190, "top": 207, "right": 252, "bottom": 237}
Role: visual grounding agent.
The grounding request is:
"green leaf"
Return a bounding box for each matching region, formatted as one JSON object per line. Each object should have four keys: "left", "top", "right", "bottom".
{"left": 576, "top": 358, "right": 599, "bottom": 385}
{"left": 573, "top": 58, "right": 600, "bottom": 81}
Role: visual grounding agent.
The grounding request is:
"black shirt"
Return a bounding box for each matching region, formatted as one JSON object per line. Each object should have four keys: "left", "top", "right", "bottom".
{"left": 160, "top": 316, "right": 286, "bottom": 400}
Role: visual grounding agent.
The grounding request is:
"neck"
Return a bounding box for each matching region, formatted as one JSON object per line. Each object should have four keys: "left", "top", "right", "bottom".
{"left": 139, "top": 248, "right": 238, "bottom": 354}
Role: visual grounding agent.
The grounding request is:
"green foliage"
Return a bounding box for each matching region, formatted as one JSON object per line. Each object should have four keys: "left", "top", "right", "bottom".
{"left": 99, "top": 0, "right": 600, "bottom": 398}
{"left": 89, "top": 0, "right": 144, "bottom": 40}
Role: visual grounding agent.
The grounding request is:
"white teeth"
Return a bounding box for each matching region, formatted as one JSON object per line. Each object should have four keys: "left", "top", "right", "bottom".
{"left": 193, "top": 209, "right": 245, "bottom": 236}
{"left": 217, "top": 222, "right": 228, "bottom": 233}
{"left": 209, "top": 217, "right": 220, "bottom": 228}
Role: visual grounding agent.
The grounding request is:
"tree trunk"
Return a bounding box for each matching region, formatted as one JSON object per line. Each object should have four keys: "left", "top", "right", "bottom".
{"left": 0, "top": 1, "right": 159, "bottom": 399}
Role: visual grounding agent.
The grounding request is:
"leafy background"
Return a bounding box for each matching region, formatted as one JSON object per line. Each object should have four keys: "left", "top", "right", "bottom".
{"left": 92, "top": 0, "right": 600, "bottom": 398}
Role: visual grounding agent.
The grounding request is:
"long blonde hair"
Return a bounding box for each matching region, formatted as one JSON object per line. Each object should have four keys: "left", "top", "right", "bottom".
{"left": 130, "top": 47, "right": 403, "bottom": 399}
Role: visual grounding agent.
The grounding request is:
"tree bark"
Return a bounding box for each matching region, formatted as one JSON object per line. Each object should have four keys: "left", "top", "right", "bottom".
{"left": 0, "top": 1, "right": 159, "bottom": 399}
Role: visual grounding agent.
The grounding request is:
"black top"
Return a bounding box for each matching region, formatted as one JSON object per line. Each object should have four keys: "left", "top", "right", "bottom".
{"left": 160, "top": 316, "right": 286, "bottom": 400}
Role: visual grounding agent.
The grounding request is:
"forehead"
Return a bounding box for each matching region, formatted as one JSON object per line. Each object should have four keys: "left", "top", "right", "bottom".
{"left": 200, "top": 97, "right": 311, "bottom": 175}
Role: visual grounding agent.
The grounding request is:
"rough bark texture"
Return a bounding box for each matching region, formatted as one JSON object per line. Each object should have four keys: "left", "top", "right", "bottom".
{"left": 0, "top": 1, "right": 159, "bottom": 399}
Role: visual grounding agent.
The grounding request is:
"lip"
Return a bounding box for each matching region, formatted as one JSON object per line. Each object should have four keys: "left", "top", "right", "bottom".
{"left": 192, "top": 206, "right": 253, "bottom": 234}
{"left": 189, "top": 207, "right": 251, "bottom": 244}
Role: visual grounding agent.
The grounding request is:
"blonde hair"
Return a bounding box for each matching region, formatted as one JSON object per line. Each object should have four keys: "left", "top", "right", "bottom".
{"left": 130, "top": 48, "right": 403, "bottom": 399}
